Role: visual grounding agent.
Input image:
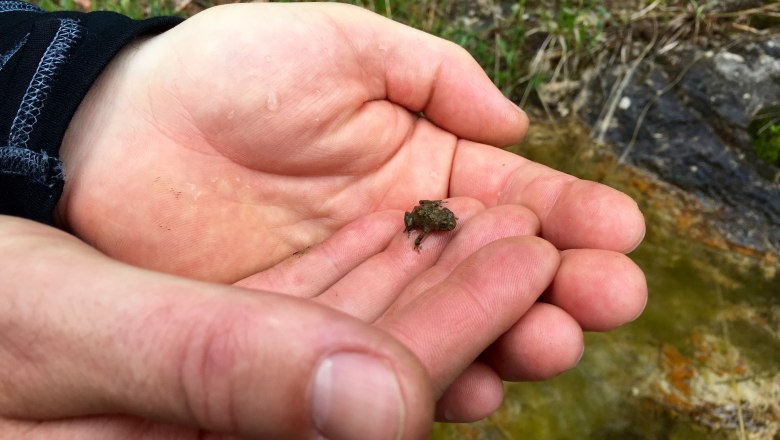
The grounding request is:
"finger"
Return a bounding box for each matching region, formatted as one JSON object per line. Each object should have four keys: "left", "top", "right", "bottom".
{"left": 239, "top": 198, "right": 486, "bottom": 320}
{"left": 434, "top": 362, "right": 503, "bottom": 423}
{"left": 481, "top": 250, "right": 645, "bottom": 381}
{"left": 450, "top": 141, "right": 646, "bottom": 253}
{"left": 483, "top": 302, "right": 584, "bottom": 381}
{"left": 313, "top": 198, "right": 484, "bottom": 320}
{"left": 280, "top": 200, "right": 537, "bottom": 322}
{"left": 0, "top": 217, "right": 433, "bottom": 440}
{"left": 544, "top": 249, "right": 648, "bottom": 331}
{"left": 385, "top": 204, "right": 541, "bottom": 315}
{"left": 378, "top": 237, "right": 560, "bottom": 393}
{"left": 235, "top": 210, "right": 401, "bottom": 297}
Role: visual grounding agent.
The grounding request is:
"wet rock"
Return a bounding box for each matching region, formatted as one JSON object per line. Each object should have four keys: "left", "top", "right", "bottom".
{"left": 576, "top": 35, "right": 780, "bottom": 255}
{"left": 633, "top": 328, "right": 780, "bottom": 440}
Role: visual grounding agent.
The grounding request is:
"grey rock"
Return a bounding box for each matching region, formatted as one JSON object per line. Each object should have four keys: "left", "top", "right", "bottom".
{"left": 578, "top": 35, "right": 780, "bottom": 254}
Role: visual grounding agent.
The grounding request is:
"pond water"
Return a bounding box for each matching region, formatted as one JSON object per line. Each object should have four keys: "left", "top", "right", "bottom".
{"left": 432, "top": 120, "right": 779, "bottom": 440}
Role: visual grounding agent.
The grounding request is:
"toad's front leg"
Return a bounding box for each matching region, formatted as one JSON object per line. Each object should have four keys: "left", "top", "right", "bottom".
{"left": 404, "top": 212, "right": 415, "bottom": 236}
{"left": 414, "top": 227, "right": 431, "bottom": 250}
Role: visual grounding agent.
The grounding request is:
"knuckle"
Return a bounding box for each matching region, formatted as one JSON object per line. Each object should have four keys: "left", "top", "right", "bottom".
{"left": 178, "top": 304, "right": 256, "bottom": 432}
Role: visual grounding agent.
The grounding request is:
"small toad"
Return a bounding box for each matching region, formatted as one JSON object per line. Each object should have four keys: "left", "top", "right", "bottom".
{"left": 404, "top": 200, "right": 457, "bottom": 250}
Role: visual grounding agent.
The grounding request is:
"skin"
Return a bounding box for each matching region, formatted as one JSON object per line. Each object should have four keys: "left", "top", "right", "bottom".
{"left": 0, "top": 3, "right": 648, "bottom": 439}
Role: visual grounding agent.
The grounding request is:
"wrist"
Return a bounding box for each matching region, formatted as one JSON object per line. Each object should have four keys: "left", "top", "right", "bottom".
{"left": 55, "top": 35, "right": 160, "bottom": 232}
{"left": 0, "top": 5, "right": 182, "bottom": 228}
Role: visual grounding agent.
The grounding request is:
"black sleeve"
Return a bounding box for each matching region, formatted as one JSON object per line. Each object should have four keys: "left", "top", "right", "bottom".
{"left": 0, "top": 1, "right": 183, "bottom": 225}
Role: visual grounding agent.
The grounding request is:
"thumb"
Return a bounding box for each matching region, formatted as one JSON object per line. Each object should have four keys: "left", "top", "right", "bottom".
{"left": 0, "top": 216, "right": 433, "bottom": 439}
{"left": 332, "top": 3, "right": 529, "bottom": 146}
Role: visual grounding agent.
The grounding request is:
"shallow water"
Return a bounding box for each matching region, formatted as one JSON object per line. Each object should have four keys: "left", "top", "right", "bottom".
{"left": 431, "top": 121, "right": 779, "bottom": 439}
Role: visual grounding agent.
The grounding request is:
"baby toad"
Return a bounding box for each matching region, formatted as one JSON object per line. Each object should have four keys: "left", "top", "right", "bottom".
{"left": 404, "top": 200, "right": 457, "bottom": 250}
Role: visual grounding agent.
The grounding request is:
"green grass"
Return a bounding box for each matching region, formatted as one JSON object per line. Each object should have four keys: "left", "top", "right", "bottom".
{"left": 750, "top": 106, "right": 780, "bottom": 167}
{"left": 35, "top": 0, "right": 179, "bottom": 17}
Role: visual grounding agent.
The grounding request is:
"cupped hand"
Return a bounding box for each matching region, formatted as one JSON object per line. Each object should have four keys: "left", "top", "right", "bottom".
{"left": 38, "top": 0, "right": 648, "bottom": 435}
{"left": 57, "top": 1, "right": 526, "bottom": 279}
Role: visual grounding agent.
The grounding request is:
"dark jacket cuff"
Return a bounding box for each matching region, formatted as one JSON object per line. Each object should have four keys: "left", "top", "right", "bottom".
{"left": 0, "top": 1, "right": 183, "bottom": 224}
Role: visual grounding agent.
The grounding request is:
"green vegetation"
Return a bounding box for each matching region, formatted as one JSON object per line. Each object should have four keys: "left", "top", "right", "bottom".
{"left": 35, "top": 0, "right": 179, "bottom": 17}
{"left": 750, "top": 107, "right": 780, "bottom": 167}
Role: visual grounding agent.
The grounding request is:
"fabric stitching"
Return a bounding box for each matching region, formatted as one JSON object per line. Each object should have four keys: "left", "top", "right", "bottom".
{"left": 1, "top": 17, "right": 80, "bottom": 187}
{"left": 0, "top": 1, "right": 42, "bottom": 13}
{"left": 7, "top": 18, "right": 82, "bottom": 149}
{"left": 0, "top": 146, "right": 63, "bottom": 186}
{"left": 0, "top": 33, "right": 29, "bottom": 72}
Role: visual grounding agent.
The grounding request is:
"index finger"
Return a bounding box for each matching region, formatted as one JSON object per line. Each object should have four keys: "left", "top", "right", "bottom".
{"left": 449, "top": 140, "right": 645, "bottom": 252}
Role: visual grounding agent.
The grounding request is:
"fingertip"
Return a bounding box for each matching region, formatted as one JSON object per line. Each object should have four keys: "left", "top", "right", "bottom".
{"left": 521, "top": 235, "right": 563, "bottom": 273}
{"left": 601, "top": 190, "right": 646, "bottom": 254}
{"left": 487, "top": 303, "right": 584, "bottom": 381}
{"left": 425, "top": 62, "right": 530, "bottom": 146}
{"left": 311, "top": 351, "right": 433, "bottom": 440}
{"left": 614, "top": 254, "right": 648, "bottom": 325}
{"left": 500, "top": 100, "right": 530, "bottom": 146}
{"left": 434, "top": 363, "right": 504, "bottom": 423}
{"left": 623, "top": 202, "right": 646, "bottom": 253}
{"left": 596, "top": 188, "right": 646, "bottom": 254}
{"left": 379, "top": 28, "right": 529, "bottom": 146}
{"left": 549, "top": 249, "right": 648, "bottom": 331}
{"left": 541, "top": 180, "right": 647, "bottom": 252}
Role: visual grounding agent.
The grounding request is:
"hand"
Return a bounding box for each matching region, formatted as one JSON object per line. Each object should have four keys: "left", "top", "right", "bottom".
{"left": 0, "top": 215, "right": 433, "bottom": 439}
{"left": 1, "top": 2, "right": 646, "bottom": 438}
{"left": 0, "top": 210, "right": 638, "bottom": 439}
{"left": 56, "top": 1, "right": 537, "bottom": 280}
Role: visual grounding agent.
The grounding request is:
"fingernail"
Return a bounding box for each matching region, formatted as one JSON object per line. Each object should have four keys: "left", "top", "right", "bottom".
{"left": 575, "top": 345, "right": 585, "bottom": 365}
{"left": 312, "top": 353, "right": 404, "bottom": 440}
